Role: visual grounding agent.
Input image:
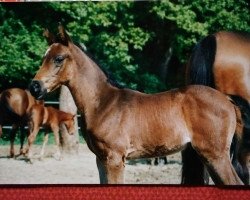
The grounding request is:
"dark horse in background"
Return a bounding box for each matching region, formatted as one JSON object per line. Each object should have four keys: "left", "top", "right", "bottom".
{"left": 184, "top": 31, "right": 250, "bottom": 185}
{"left": 0, "top": 88, "right": 41, "bottom": 157}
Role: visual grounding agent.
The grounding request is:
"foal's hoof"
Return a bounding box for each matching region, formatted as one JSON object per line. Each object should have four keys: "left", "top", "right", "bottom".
{"left": 20, "top": 149, "right": 27, "bottom": 155}
{"left": 53, "top": 154, "right": 62, "bottom": 161}
{"left": 14, "top": 154, "right": 21, "bottom": 159}
{"left": 38, "top": 156, "right": 44, "bottom": 161}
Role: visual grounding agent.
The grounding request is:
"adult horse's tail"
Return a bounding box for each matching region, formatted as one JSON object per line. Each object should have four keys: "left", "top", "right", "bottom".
{"left": 186, "top": 34, "right": 216, "bottom": 87}
{"left": 184, "top": 34, "right": 250, "bottom": 185}
{"left": 229, "top": 95, "right": 250, "bottom": 185}
{"left": 182, "top": 34, "right": 217, "bottom": 185}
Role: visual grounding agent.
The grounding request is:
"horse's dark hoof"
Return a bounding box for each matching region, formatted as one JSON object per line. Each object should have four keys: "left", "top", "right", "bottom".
{"left": 25, "top": 158, "right": 33, "bottom": 164}
{"left": 9, "top": 154, "right": 15, "bottom": 159}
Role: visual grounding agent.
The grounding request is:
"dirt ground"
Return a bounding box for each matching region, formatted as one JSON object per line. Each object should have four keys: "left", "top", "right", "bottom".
{"left": 0, "top": 143, "right": 183, "bottom": 184}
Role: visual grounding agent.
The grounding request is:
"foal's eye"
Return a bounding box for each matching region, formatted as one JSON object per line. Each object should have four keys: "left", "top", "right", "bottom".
{"left": 54, "top": 55, "right": 65, "bottom": 65}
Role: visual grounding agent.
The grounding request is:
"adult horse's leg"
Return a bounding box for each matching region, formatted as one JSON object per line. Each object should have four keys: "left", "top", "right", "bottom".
{"left": 39, "top": 131, "right": 49, "bottom": 160}
{"left": 230, "top": 136, "right": 250, "bottom": 184}
{"left": 96, "top": 156, "right": 108, "bottom": 184}
{"left": 19, "top": 125, "right": 26, "bottom": 155}
{"left": 96, "top": 152, "right": 125, "bottom": 184}
{"left": 9, "top": 124, "right": 18, "bottom": 158}
{"left": 181, "top": 144, "right": 208, "bottom": 185}
{"left": 229, "top": 95, "right": 250, "bottom": 184}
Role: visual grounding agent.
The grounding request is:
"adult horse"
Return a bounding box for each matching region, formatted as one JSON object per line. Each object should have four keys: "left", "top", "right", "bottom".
{"left": 0, "top": 88, "right": 41, "bottom": 157}
{"left": 29, "top": 26, "right": 244, "bottom": 184}
{"left": 184, "top": 31, "right": 250, "bottom": 185}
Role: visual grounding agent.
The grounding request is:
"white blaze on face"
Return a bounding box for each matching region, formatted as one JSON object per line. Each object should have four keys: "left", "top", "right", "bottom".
{"left": 44, "top": 47, "right": 51, "bottom": 57}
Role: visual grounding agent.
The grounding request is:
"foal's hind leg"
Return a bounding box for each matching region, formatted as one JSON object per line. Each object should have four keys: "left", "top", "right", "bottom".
{"left": 203, "top": 153, "right": 243, "bottom": 185}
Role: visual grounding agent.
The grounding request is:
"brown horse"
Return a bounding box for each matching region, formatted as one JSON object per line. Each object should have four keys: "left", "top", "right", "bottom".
{"left": 25, "top": 104, "right": 75, "bottom": 161}
{"left": 29, "top": 26, "right": 245, "bottom": 185}
{"left": 0, "top": 88, "right": 41, "bottom": 157}
{"left": 184, "top": 31, "right": 250, "bottom": 185}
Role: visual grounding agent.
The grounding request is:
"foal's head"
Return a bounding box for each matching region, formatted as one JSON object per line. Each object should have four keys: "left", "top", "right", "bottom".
{"left": 29, "top": 25, "right": 78, "bottom": 99}
{"left": 62, "top": 113, "right": 76, "bottom": 135}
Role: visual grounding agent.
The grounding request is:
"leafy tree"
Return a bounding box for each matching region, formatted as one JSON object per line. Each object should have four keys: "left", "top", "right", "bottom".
{"left": 0, "top": 7, "right": 46, "bottom": 89}
{"left": 151, "top": 0, "right": 250, "bottom": 63}
{"left": 0, "top": 1, "right": 249, "bottom": 92}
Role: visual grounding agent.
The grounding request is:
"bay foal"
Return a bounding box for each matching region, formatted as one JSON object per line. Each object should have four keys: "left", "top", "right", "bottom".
{"left": 26, "top": 104, "right": 75, "bottom": 160}
{"left": 29, "top": 26, "right": 244, "bottom": 184}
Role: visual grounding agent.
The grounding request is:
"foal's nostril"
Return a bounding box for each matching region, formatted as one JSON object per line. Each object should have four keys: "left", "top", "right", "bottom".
{"left": 29, "top": 80, "right": 41, "bottom": 94}
{"left": 29, "top": 80, "right": 46, "bottom": 99}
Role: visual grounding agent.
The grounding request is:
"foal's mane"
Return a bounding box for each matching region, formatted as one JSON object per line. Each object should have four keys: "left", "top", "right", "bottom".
{"left": 48, "top": 29, "right": 124, "bottom": 89}
{"left": 75, "top": 43, "right": 124, "bottom": 89}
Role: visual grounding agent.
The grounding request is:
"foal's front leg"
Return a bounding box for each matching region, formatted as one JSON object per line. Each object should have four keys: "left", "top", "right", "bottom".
{"left": 39, "top": 130, "right": 49, "bottom": 160}
{"left": 51, "top": 125, "right": 62, "bottom": 160}
{"left": 25, "top": 121, "right": 40, "bottom": 161}
{"left": 96, "top": 151, "right": 125, "bottom": 184}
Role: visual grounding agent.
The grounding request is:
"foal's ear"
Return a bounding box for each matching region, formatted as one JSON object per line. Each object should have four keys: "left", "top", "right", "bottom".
{"left": 58, "top": 24, "right": 72, "bottom": 46}
{"left": 43, "top": 29, "right": 56, "bottom": 45}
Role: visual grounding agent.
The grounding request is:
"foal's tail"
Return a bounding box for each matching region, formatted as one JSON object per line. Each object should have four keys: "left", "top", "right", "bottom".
{"left": 182, "top": 34, "right": 217, "bottom": 185}
{"left": 228, "top": 95, "right": 250, "bottom": 184}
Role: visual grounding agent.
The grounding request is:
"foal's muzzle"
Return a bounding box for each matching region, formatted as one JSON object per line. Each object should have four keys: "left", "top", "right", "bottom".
{"left": 29, "top": 80, "right": 47, "bottom": 100}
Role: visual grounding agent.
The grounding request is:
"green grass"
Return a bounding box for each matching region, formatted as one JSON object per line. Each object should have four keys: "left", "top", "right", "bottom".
{"left": 0, "top": 129, "right": 85, "bottom": 145}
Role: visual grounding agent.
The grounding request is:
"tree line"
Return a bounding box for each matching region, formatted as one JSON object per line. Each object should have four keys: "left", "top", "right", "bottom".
{"left": 0, "top": 1, "right": 249, "bottom": 95}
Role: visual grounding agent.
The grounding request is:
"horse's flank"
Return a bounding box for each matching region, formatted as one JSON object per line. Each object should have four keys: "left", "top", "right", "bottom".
{"left": 214, "top": 31, "right": 250, "bottom": 101}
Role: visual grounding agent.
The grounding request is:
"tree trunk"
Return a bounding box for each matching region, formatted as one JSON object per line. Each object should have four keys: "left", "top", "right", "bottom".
{"left": 159, "top": 47, "right": 173, "bottom": 83}
{"left": 59, "top": 85, "right": 79, "bottom": 154}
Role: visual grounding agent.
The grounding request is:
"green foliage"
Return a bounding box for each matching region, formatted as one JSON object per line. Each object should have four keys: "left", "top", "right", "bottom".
{"left": 0, "top": 8, "right": 47, "bottom": 88}
{"left": 151, "top": 0, "right": 250, "bottom": 63}
{"left": 0, "top": 1, "right": 249, "bottom": 92}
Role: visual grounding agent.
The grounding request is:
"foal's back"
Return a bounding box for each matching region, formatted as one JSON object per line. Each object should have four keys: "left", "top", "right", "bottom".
{"left": 31, "top": 105, "right": 74, "bottom": 127}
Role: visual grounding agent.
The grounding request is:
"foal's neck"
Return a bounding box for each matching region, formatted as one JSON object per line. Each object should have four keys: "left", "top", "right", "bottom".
{"left": 67, "top": 46, "right": 117, "bottom": 128}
